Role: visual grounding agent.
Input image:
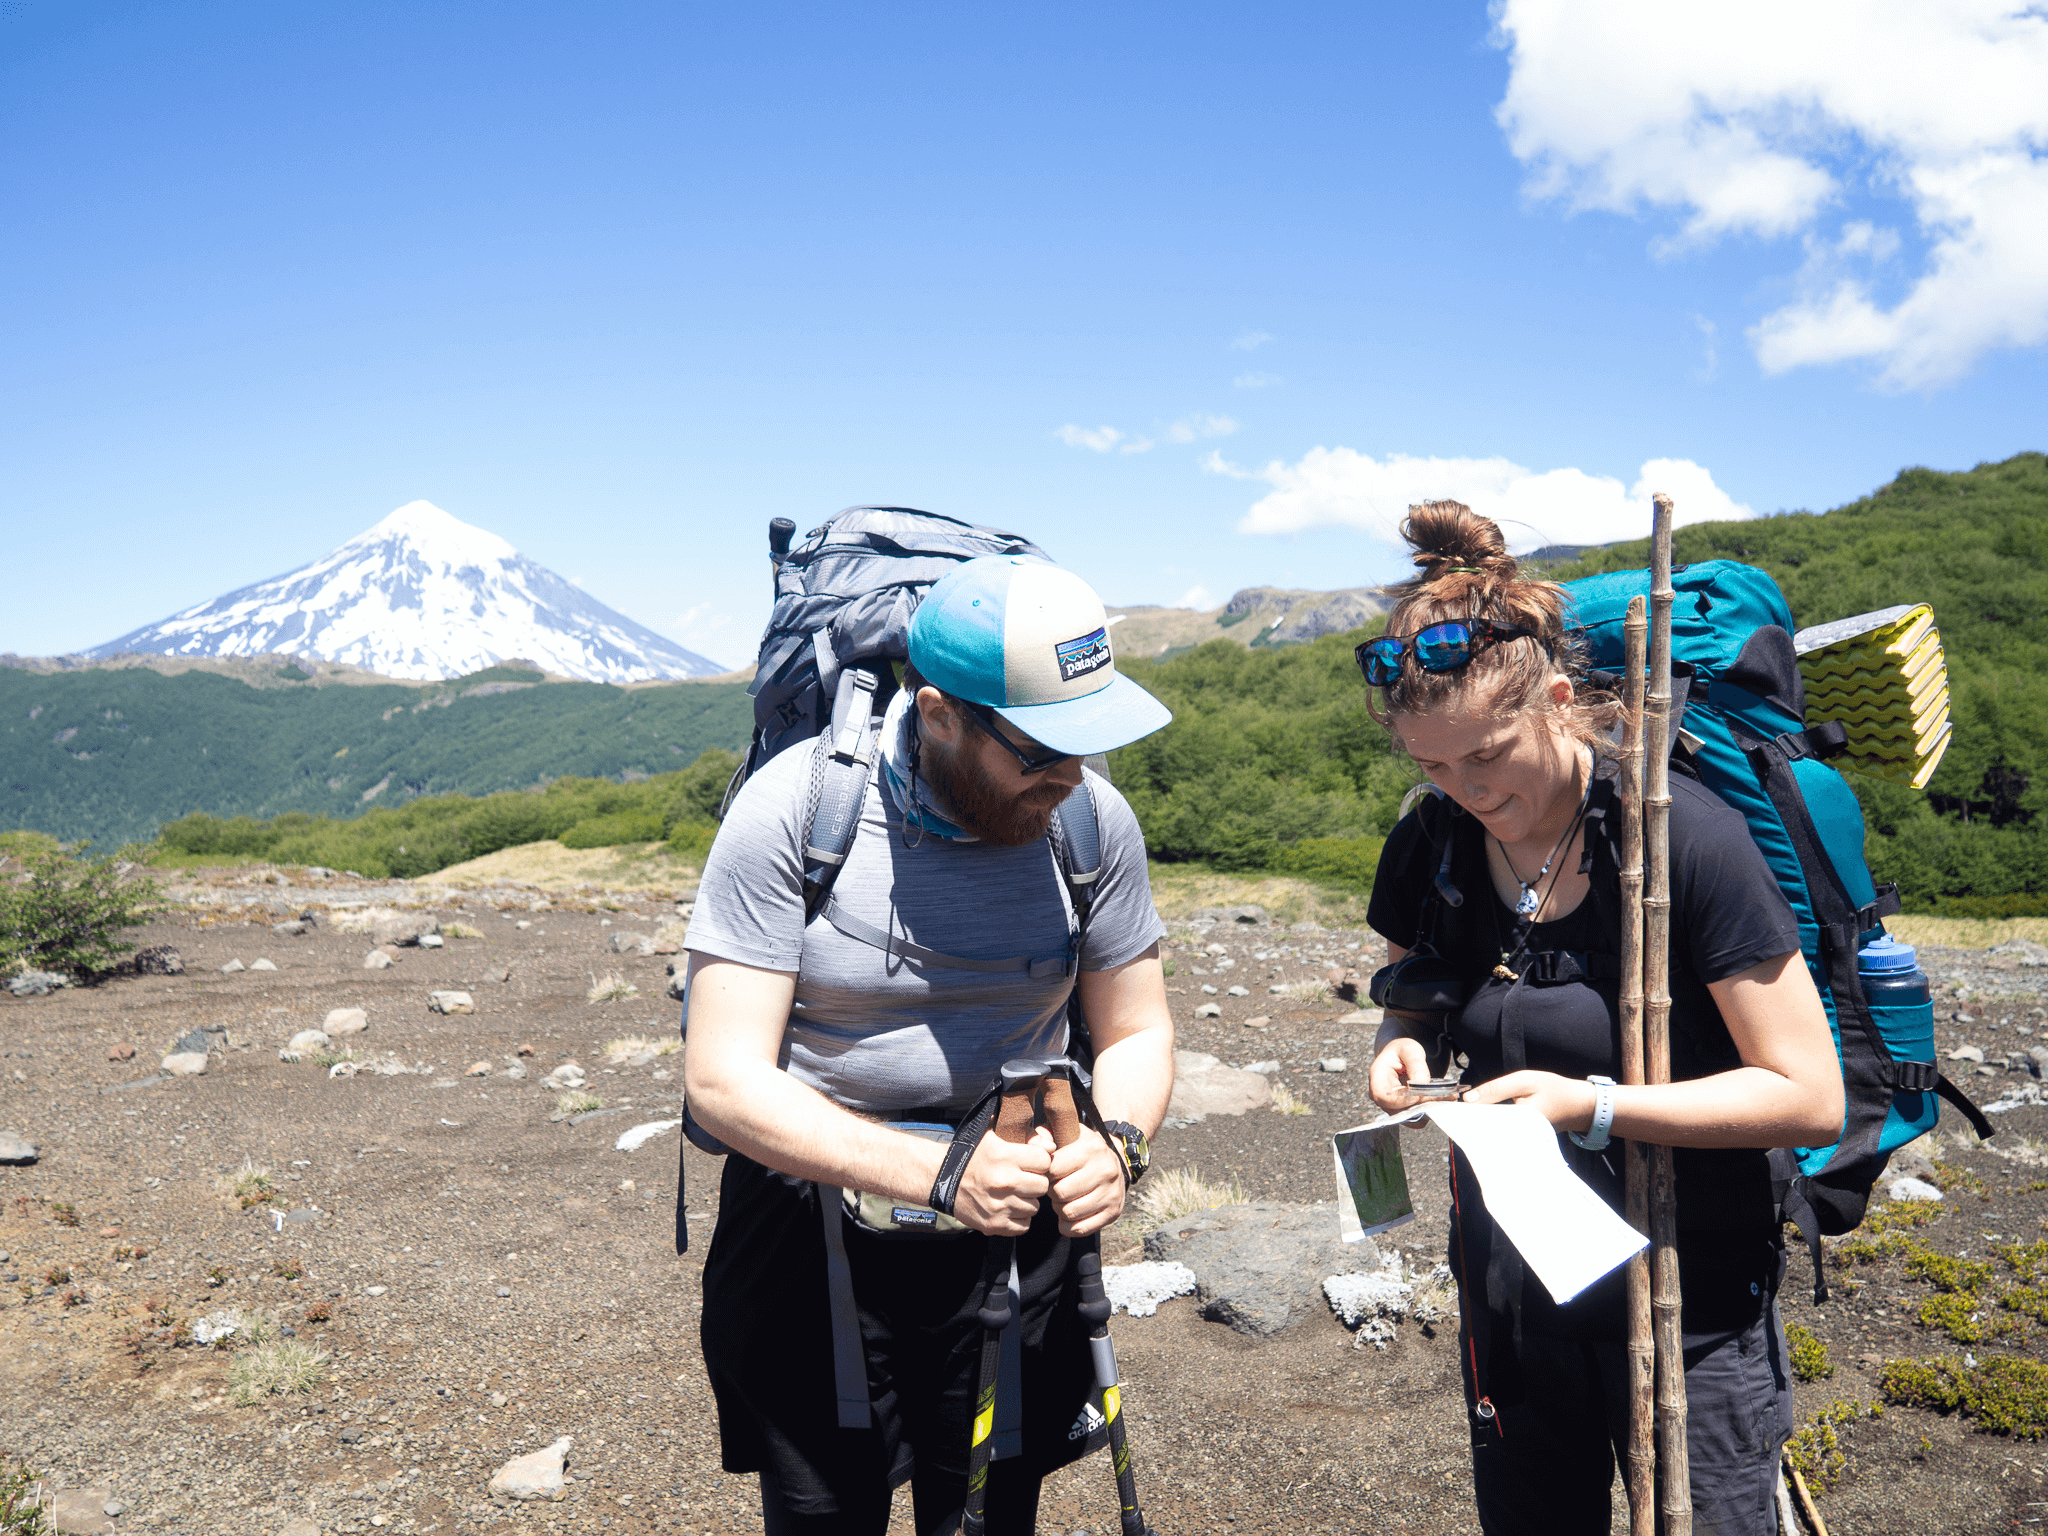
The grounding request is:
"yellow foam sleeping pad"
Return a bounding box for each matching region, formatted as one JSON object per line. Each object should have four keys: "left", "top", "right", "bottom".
{"left": 1793, "top": 603, "right": 1953, "bottom": 789}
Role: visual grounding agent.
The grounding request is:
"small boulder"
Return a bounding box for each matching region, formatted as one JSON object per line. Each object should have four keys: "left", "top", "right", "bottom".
{"left": 250, "top": 958, "right": 278, "bottom": 972}
{"left": 160, "top": 1051, "right": 209, "bottom": 1077}
{"left": 466, "top": 1061, "right": 492, "bottom": 1077}
{"left": 0, "top": 1131, "right": 38, "bottom": 1165}
{"left": 665, "top": 961, "right": 687, "bottom": 1002}
{"left": 133, "top": 945, "right": 184, "bottom": 975}
{"left": 1337, "top": 1008, "right": 1384, "bottom": 1026}
{"left": 1165, "top": 1051, "right": 1272, "bottom": 1123}
{"left": 362, "top": 951, "right": 394, "bottom": 970}
{"left": 429, "top": 990, "right": 475, "bottom": 1016}
{"left": 324, "top": 1008, "right": 369, "bottom": 1037}
{"left": 107, "top": 1042, "right": 135, "bottom": 1061}
{"left": 1243, "top": 1016, "right": 1271, "bottom": 1030}
{"left": 371, "top": 913, "right": 440, "bottom": 947}
{"left": 417, "top": 933, "right": 445, "bottom": 949}
{"left": 1947, "top": 1044, "right": 1986, "bottom": 1064}
{"left": 1890, "top": 1176, "right": 1943, "bottom": 1202}
{"left": 1193, "top": 1002, "right": 1222, "bottom": 1019}
{"left": 1146, "top": 1201, "right": 1372, "bottom": 1336}
{"left": 489, "top": 1435, "right": 572, "bottom": 1501}
{"left": 272, "top": 919, "right": 311, "bottom": 938}
{"left": 287, "top": 1030, "right": 331, "bottom": 1053}
{"left": 44, "top": 1488, "right": 117, "bottom": 1535}
{"left": 542, "top": 1061, "right": 587, "bottom": 1090}
{"left": 515, "top": 1042, "right": 537, "bottom": 1057}
{"left": 610, "top": 931, "right": 656, "bottom": 956}
{"left": 10, "top": 969, "right": 68, "bottom": 997}
{"left": 220, "top": 959, "right": 246, "bottom": 974}
{"left": 1318, "top": 1057, "right": 1350, "bottom": 1073}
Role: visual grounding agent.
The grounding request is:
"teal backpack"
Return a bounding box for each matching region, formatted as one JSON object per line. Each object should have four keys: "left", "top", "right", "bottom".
{"left": 1563, "top": 560, "right": 1992, "bottom": 1300}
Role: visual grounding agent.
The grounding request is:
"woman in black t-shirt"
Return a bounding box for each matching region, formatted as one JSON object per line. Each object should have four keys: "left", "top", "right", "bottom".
{"left": 1361, "top": 501, "right": 1843, "bottom": 1536}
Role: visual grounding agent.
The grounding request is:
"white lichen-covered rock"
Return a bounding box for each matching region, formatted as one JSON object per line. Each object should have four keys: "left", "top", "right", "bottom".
{"left": 1889, "top": 1176, "right": 1944, "bottom": 1202}
{"left": 160, "top": 1051, "right": 209, "bottom": 1076}
{"left": 363, "top": 950, "right": 394, "bottom": 970}
{"left": 1323, "top": 1271, "right": 1413, "bottom": 1327}
{"left": 287, "top": 1030, "right": 331, "bottom": 1053}
{"left": 1102, "top": 1261, "right": 1197, "bottom": 1317}
{"left": 489, "top": 1435, "right": 572, "bottom": 1501}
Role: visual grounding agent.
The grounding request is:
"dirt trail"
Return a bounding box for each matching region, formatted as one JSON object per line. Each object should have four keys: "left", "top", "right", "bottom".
{"left": 2, "top": 872, "right": 2045, "bottom": 1535}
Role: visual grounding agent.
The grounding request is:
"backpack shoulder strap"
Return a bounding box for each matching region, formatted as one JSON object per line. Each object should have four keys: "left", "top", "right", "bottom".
{"left": 800, "top": 667, "right": 882, "bottom": 923}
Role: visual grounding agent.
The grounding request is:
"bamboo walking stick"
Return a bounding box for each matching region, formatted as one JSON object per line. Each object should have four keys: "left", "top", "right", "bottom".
{"left": 1645, "top": 493, "right": 1692, "bottom": 1533}
{"left": 1618, "top": 595, "right": 1655, "bottom": 1536}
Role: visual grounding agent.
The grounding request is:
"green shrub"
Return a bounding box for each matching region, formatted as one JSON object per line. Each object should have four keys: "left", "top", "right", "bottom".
{"left": 1271, "top": 835, "right": 1387, "bottom": 889}
{"left": 559, "top": 810, "right": 665, "bottom": 848}
{"left": 1879, "top": 1354, "right": 2048, "bottom": 1439}
{"left": 0, "top": 849, "right": 165, "bottom": 977}
{"left": 1786, "top": 1322, "right": 1834, "bottom": 1382}
{"left": 0, "top": 1459, "right": 50, "bottom": 1535}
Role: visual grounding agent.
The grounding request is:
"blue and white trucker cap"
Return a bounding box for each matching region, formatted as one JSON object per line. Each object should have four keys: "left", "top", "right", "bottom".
{"left": 908, "top": 555, "right": 1172, "bottom": 756}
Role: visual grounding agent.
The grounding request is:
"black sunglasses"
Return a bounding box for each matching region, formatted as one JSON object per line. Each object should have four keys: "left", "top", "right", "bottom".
{"left": 1355, "top": 619, "right": 1543, "bottom": 688}
{"left": 957, "top": 699, "right": 1074, "bottom": 774}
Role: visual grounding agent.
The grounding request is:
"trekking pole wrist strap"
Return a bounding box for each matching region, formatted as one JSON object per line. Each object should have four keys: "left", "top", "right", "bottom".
{"left": 927, "top": 1089, "right": 1003, "bottom": 1216}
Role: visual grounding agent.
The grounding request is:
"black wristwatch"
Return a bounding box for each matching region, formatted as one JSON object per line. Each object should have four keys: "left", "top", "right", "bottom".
{"left": 1101, "top": 1120, "right": 1150, "bottom": 1185}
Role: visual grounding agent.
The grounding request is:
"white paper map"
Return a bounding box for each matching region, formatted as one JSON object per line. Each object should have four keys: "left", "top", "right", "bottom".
{"left": 1333, "top": 1101, "right": 1646, "bottom": 1305}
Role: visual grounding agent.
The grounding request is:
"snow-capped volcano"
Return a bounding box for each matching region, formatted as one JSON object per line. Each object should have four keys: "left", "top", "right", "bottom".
{"left": 89, "top": 501, "right": 727, "bottom": 683}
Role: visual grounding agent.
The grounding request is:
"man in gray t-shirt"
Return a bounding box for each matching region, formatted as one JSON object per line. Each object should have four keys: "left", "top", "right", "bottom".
{"left": 684, "top": 554, "right": 1175, "bottom": 1536}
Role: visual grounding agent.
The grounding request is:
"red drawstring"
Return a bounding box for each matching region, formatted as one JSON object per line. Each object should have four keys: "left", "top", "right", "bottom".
{"left": 1448, "top": 1146, "right": 1504, "bottom": 1440}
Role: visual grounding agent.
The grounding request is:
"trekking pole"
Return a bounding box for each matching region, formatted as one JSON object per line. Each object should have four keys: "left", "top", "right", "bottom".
{"left": 961, "top": 1069, "right": 1046, "bottom": 1536}
{"left": 1618, "top": 593, "right": 1655, "bottom": 1536}
{"left": 1039, "top": 1075, "right": 1160, "bottom": 1536}
{"left": 1645, "top": 493, "right": 1693, "bottom": 1534}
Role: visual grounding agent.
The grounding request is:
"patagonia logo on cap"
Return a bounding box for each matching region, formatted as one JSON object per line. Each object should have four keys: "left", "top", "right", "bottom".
{"left": 1055, "top": 627, "right": 1112, "bottom": 684}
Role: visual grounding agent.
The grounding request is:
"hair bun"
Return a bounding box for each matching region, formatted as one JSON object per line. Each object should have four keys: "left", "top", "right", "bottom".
{"left": 1397, "top": 501, "right": 1512, "bottom": 590}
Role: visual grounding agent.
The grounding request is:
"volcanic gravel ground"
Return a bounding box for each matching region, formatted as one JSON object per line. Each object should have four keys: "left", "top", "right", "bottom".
{"left": 1, "top": 873, "right": 2046, "bottom": 1534}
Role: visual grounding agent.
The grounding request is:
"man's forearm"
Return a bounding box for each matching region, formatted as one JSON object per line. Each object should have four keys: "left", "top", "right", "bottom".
{"left": 1086, "top": 1021, "right": 1173, "bottom": 1139}
{"left": 690, "top": 1059, "right": 944, "bottom": 1202}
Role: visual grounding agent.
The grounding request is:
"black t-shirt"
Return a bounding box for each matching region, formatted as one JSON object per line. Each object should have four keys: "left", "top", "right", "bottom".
{"left": 1368, "top": 769, "right": 1802, "bottom": 1336}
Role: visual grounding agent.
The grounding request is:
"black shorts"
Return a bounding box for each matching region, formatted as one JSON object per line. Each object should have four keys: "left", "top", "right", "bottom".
{"left": 700, "top": 1155, "right": 1102, "bottom": 1517}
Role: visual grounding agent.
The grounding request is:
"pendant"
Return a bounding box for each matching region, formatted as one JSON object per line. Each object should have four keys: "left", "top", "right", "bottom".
{"left": 1515, "top": 887, "right": 1540, "bottom": 917}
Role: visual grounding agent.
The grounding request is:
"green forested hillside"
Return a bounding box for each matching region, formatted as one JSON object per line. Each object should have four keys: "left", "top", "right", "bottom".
{"left": 0, "top": 665, "right": 752, "bottom": 848}
{"left": 1546, "top": 452, "right": 2048, "bottom": 912}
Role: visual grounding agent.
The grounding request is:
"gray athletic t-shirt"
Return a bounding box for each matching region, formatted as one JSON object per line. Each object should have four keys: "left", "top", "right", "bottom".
{"left": 684, "top": 741, "right": 1164, "bottom": 1117}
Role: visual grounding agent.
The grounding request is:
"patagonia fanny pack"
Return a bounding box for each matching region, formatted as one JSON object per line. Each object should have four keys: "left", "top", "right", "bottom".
{"left": 842, "top": 1121, "right": 973, "bottom": 1237}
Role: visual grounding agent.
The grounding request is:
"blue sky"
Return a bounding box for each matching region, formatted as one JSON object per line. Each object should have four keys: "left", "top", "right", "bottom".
{"left": 5, "top": 1, "right": 2044, "bottom": 670}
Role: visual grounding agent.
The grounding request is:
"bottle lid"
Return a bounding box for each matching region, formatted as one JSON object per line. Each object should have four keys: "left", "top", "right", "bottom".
{"left": 1859, "top": 934, "right": 1919, "bottom": 972}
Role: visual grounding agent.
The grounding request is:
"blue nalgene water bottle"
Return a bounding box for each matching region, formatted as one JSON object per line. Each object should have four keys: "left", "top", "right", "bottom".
{"left": 1859, "top": 933, "right": 1939, "bottom": 1150}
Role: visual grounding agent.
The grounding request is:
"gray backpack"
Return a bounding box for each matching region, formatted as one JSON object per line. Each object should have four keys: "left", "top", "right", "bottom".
{"left": 728, "top": 506, "right": 1049, "bottom": 802}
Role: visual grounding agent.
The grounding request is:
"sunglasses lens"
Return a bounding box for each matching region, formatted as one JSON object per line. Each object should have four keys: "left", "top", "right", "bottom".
{"left": 1362, "top": 639, "right": 1404, "bottom": 685}
{"left": 1414, "top": 623, "right": 1475, "bottom": 672}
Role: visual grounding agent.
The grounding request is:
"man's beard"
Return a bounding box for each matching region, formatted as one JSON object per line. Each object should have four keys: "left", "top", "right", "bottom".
{"left": 921, "top": 737, "right": 1073, "bottom": 848}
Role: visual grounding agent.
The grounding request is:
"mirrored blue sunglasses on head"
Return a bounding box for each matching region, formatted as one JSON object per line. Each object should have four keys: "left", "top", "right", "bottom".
{"left": 1354, "top": 619, "right": 1542, "bottom": 688}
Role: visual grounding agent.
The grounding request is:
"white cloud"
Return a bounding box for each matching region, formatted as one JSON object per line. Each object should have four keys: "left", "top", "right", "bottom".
{"left": 1057, "top": 424, "right": 1124, "bottom": 453}
{"left": 1233, "top": 372, "right": 1279, "bottom": 389}
{"left": 1211, "top": 447, "right": 1751, "bottom": 549}
{"left": 1174, "top": 584, "right": 1216, "bottom": 610}
{"left": 1494, "top": 0, "right": 2048, "bottom": 388}
{"left": 1057, "top": 414, "right": 1236, "bottom": 455}
{"left": 1230, "top": 329, "right": 1275, "bottom": 351}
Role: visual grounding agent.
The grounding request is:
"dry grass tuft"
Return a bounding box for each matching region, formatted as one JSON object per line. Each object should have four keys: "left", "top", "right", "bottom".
{"left": 1131, "top": 1166, "right": 1248, "bottom": 1233}
{"left": 1269, "top": 1082, "right": 1312, "bottom": 1116}
{"left": 602, "top": 1034, "right": 678, "bottom": 1062}
{"left": 439, "top": 921, "right": 484, "bottom": 939}
{"left": 229, "top": 1338, "right": 330, "bottom": 1405}
{"left": 556, "top": 1091, "right": 603, "bottom": 1116}
{"left": 586, "top": 972, "right": 638, "bottom": 1003}
{"left": 216, "top": 1160, "right": 278, "bottom": 1210}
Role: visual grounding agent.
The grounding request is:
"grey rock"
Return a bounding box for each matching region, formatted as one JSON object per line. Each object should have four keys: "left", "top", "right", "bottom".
{"left": 1947, "top": 1044, "right": 1986, "bottom": 1063}
{"left": 1889, "top": 1176, "right": 1944, "bottom": 1202}
{"left": 172, "top": 1028, "right": 214, "bottom": 1055}
{"left": 45, "top": 1488, "right": 117, "bottom": 1534}
{"left": 496, "top": 1286, "right": 511, "bottom": 1298}
{"left": 610, "top": 930, "right": 657, "bottom": 956}
{"left": 1145, "top": 1201, "right": 1374, "bottom": 1336}
{"left": 324, "top": 1007, "right": 369, "bottom": 1037}
{"left": 371, "top": 913, "right": 440, "bottom": 947}
{"left": 249, "top": 958, "right": 278, "bottom": 971}
{"left": 100, "top": 1076, "right": 164, "bottom": 1094}
{"left": 272, "top": 919, "right": 310, "bottom": 937}
{"left": 220, "top": 959, "right": 246, "bottom": 974}
{"left": 428, "top": 990, "right": 475, "bottom": 1015}
{"left": 1165, "top": 1051, "right": 1271, "bottom": 1124}
{"left": 1988, "top": 938, "right": 2048, "bottom": 967}
{"left": 1225, "top": 985, "right": 1250, "bottom": 998}
{"left": 417, "top": 933, "right": 445, "bottom": 949}
{"left": 1193, "top": 1002, "right": 1222, "bottom": 1019}
{"left": 1190, "top": 905, "right": 1269, "bottom": 926}
{"left": 100, "top": 1500, "right": 126, "bottom": 1517}
{"left": 133, "top": 945, "right": 184, "bottom": 975}
{"left": 1337, "top": 1008, "right": 1385, "bottom": 1026}
{"left": 9, "top": 969, "right": 69, "bottom": 997}
{"left": 362, "top": 949, "right": 395, "bottom": 970}
{"left": 490, "top": 1435, "right": 572, "bottom": 1501}
{"left": 2028, "top": 1045, "right": 2048, "bottom": 1078}
{"left": 1890, "top": 1145, "right": 1938, "bottom": 1183}
{"left": 0, "top": 1131, "right": 37, "bottom": 1165}
{"left": 1955, "top": 1012, "right": 1978, "bottom": 1025}
{"left": 284, "top": 1207, "right": 319, "bottom": 1225}
{"left": 1317, "top": 1057, "right": 1350, "bottom": 1073}
{"left": 159, "top": 1051, "right": 209, "bottom": 1077}
{"left": 287, "top": 1029, "right": 331, "bottom": 1053}
{"left": 338, "top": 1425, "right": 364, "bottom": 1444}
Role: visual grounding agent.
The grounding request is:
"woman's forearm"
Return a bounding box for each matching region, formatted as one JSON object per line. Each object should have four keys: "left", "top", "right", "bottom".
{"left": 1610, "top": 1065, "right": 1841, "bottom": 1149}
